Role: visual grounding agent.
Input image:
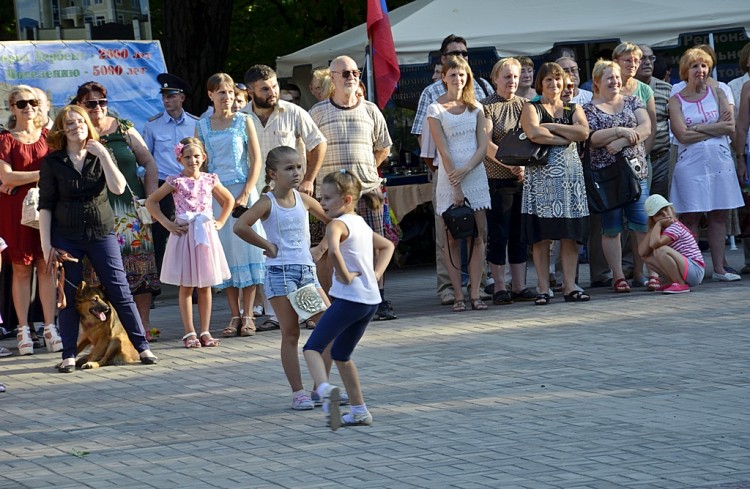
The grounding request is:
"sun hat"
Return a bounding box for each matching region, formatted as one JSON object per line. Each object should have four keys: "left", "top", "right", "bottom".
{"left": 644, "top": 194, "right": 673, "bottom": 217}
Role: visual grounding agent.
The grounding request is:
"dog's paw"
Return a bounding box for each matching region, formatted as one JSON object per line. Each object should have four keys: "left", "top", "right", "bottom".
{"left": 81, "top": 361, "right": 100, "bottom": 369}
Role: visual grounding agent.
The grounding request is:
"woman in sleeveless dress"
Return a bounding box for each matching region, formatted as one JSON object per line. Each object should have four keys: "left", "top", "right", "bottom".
{"left": 75, "top": 81, "right": 161, "bottom": 339}
{"left": 0, "top": 85, "right": 59, "bottom": 355}
{"left": 427, "top": 55, "right": 491, "bottom": 312}
{"left": 197, "top": 73, "right": 265, "bottom": 337}
{"left": 520, "top": 62, "right": 590, "bottom": 305}
{"left": 669, "top": 48, "right": 744, "bottom": 282}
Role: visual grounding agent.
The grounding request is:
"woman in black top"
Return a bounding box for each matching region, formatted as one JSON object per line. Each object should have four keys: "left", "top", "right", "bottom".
{"left": 38, "top": 105, "right": 157, "bottom": 372}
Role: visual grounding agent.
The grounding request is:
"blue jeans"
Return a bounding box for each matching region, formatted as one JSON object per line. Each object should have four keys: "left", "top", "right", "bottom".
{"left": 303, "top": 298, "right": 377, "bottom": 362}
{"left": 54, "top": 233, "right": 150, "bottom": 359}
{"left": 601, "top": 179, "right": 650, "bottom": 236}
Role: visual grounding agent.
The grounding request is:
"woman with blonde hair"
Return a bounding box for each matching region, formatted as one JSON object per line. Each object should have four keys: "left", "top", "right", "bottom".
{"left": 0, "top": 85, "right": 60, "bottom": 355}
{"left": 669, "top": 48, "right": 743, "bottom": 282}
{"left": 428, "top": 55, "right": 491, "bottom": 312}
{"left": 612, "top": 43, "right": 657, "bottom": 153}
{"left": 583, "top": 60, "right": 656, "bottom": 293}
{"left": 481, "top": 57, "right": 534, "bottom": 304}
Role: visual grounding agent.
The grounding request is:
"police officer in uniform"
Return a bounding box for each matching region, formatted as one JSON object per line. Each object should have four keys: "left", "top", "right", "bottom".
{"left": 142, "top": 73, "right": 199, "bottom": 273}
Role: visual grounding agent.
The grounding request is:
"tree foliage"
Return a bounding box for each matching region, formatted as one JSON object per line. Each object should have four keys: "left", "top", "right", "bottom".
{"left": 149, "top": 0, "right": 413, "bottom": 112}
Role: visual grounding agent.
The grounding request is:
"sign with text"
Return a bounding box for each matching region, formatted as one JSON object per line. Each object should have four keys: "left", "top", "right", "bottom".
{"left": 0, "top": 40, "right": 167, "bottom": 131}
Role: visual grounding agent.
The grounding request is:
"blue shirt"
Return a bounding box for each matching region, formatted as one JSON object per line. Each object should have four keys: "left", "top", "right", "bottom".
{"left": 142, "top": 110, "right": 199, "bottom": 180}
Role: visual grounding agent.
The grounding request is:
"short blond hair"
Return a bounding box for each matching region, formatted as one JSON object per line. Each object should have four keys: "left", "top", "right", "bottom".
{"left": 7, "top": 85, "right": 43, "bottom": 129}
{"left": 612, "top": 42, "right": 642, "bottom": 61}
{"left": 490, "top": 57, "right": 521, "bottom": 83}
{"left": 679, "top": 47, "right": 714, "bottom": 82}
{"left": 591, "top": 60, "right": 621, "bottom": 95}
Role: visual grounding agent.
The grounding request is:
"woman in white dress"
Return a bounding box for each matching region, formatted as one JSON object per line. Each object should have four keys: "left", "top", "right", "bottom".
{"left": 427, "top": 55, "right": 491, "bottom": 312}
{"left": 669, "top": 47, "right": 744, "bottom": 282}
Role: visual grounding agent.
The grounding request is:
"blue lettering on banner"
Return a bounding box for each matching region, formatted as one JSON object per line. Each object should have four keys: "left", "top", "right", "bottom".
{"left": 0, "top": 40, "right": 168, "bottom": 131}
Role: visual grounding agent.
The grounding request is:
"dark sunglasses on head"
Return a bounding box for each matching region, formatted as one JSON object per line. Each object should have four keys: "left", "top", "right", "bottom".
{"left": 14, "top": 99, "right": 39, "bottom": 109}
{"left": 235, "top": 83, "right": 247, "bottom": 91}
{"left": 332, "top": 69, "right": 361, "bottom": 79}
{"left": 444, "top": 50, "right": 469, "bottom": 58}
{"left": 83, "top": 99, "right": 108, "bottom": 109}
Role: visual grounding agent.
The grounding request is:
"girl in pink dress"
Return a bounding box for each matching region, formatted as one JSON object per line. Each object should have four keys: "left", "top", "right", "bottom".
{"left": 146, "top": 138, "right": 234, "bottom": 349}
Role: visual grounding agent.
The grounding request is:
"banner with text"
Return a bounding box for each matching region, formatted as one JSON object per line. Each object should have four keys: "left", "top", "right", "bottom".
{"left": 0, "top": 40, "right": 167, "bottom": 131}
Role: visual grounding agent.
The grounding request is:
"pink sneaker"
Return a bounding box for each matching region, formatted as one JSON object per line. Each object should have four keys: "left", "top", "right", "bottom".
{"left": 662, "top": 283, "right": 690, "bottom": 294}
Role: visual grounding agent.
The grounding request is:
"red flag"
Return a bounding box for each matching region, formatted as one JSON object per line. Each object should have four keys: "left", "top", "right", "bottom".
{"left": 367, "top": 0, "right": 400, "bottom": 109}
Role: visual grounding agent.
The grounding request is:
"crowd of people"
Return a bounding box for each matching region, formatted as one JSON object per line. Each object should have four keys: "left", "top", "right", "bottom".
{"left": 1, "top": 35, "right": 749, "bottom": 426}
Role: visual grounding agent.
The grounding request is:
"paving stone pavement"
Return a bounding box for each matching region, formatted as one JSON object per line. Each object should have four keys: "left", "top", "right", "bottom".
{"left": 1, "top": 250, "right": 749, "bottom": 489}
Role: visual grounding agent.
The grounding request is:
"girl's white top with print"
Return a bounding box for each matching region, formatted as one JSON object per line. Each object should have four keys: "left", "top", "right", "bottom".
{"left": 261, "top": 190, "right": 314, "bottom": 267}
{"left": 328, "top": 213, "right": 381, "bottom": 305}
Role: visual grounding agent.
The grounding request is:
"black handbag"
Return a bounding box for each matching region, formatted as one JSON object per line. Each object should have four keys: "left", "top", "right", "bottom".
{"left": 441, "top": 199, "right": 476, "bottom": 269}
{"left": 583, "top": 141, "right": 642, "bottom": 214}
{"left": 442, "top": 199, "right": 476, "bottom": 239}
{"left": 495, "top": 127, "right": 549, "bottom": 166}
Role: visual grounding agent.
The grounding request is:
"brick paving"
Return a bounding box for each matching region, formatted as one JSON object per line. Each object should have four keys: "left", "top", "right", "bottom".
{"left": 1, "top": 250, "right": 749, "bottom": 488}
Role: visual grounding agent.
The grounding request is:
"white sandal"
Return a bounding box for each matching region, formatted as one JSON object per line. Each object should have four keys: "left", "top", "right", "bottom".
{"left": 44, "top": 324, "right": 63, "bottom": 353}
{"left": 17, "top": 325, "right": 33, "bottom": 356}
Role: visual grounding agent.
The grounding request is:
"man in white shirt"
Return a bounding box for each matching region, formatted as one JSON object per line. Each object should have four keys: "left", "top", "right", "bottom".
{"left": 556, "top": 57, "right": 593, "bottom": 105}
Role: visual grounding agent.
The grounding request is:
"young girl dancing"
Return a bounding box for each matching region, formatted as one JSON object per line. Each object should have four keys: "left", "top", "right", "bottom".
{"left": 302, "top": 170, "right": 395, "bottom": 430}
{"left": 234, "top": 146, "right": 333, "bottom": 410}
{"left": 145, "top": 137, "right": 234, "bottom": 347}
{"left": 638, "top": 195, "right": 705, "bottom": 294}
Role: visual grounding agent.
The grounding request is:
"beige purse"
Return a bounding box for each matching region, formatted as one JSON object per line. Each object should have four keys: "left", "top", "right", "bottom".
{"left": 126, "top": 183, "right": 153, "bottom": 225}
{"left": 21, "top": 185, "right": 40, "bottom": 229}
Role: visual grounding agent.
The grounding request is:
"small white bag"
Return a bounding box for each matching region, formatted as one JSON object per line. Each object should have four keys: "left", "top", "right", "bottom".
{"left": 287, "top": 283, "right": 327, "bottom": 321}
{"left": 21, "top": 186, "right": 40, "bottom": 229}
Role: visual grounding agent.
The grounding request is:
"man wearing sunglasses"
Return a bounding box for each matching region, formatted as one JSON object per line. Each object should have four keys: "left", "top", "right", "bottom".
{"left": 142, "top": 73, "right": 199, "bottom": 272}
{"left": 411, "top": 34, "right": 494, "bottom": 306}
{"left": 309, "top": 55, "right": 396, "bottom": 320}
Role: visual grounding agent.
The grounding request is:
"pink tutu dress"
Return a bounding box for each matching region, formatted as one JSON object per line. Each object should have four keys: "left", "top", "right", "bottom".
{"left": 160, "top": 172, "right": 230, "bottom": 287}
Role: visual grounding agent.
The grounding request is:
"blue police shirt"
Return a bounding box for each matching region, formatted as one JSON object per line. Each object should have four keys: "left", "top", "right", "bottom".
{"left": 142, "top": 110, "right": 199, "bottom": 180}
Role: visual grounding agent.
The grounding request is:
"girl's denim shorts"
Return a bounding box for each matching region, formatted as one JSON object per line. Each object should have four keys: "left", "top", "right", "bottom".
{"left": 264, "top": 264, "right": 320, "bottom": 299}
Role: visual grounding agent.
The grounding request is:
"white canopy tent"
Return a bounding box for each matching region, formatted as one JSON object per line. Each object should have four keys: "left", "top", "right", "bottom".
{"left": 276, "top": 0, "right": 750, "bottom": 77}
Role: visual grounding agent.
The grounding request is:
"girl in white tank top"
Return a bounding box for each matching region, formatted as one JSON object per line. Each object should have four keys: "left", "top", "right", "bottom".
{"left": 234, "top": 147, "right": 332, "bottom": 411}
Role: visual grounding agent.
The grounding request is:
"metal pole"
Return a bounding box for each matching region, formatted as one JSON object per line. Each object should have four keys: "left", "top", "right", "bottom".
{"left": 366, "top": 43, "right": 375, "bottom": 104}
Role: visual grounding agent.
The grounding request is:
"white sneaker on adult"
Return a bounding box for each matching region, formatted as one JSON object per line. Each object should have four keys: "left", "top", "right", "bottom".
{"left": 712, "top": 272, "right": 741, "bottom": 282}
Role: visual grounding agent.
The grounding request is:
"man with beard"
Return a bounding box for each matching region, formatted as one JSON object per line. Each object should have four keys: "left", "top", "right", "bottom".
{"left": 142, "top": 73, "right": 198, "bottom": 272}
{"left": 309, "top": 55, "right": 396, "bottom": 320}
{"left": 241, "top": 64, "right": 326, "bottom": 196}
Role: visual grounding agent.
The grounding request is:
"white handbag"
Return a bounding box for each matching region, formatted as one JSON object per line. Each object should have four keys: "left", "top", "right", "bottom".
{"left": 21, "top": 186, "right": 40, "bottom": 229}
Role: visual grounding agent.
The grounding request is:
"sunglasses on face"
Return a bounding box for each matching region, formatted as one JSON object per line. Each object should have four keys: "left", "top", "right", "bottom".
{"left": 83, "top": 99, "right": 108, "bottom": 109}
{"left": 444, "top": 50, "right": 469, "bottom": 58}
{"left": 14, "top": 99, "right": 39, "bottom": 109}
{"left": 331, "top": 69, "right": 361, "bottom": 79}
{"left": 565, "top": 83, "right": 575, "bottom": 90}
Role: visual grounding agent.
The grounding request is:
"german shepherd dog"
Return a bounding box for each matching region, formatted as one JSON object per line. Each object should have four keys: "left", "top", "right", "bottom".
{"left": 74, "top": 281, "right": 140, "bottom": 369}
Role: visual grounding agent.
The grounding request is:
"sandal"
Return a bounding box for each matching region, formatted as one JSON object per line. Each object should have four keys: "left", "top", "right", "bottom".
{"left": 222, "top": 317, "right": 241, "bottom": 337}
{"left": 534, "top": 293, "right": 551, "bottom": 306}
{"left": 492, "top": 290, "right": 513, "bottom": 305}
{"left": 239, "top": 317, "right": 256, "bottom": 337}
{"left": 301, "top": 319, "right": 316, "bottom": 330}
{"left": 256, "top": 318, "right": 280, "bottom": 332}
{"left": 182, "top": 332, "right": 201, "bottom": 349}
{"left": 452, "top": 300, "right": 466, "bottom": 312}
{"left": 199, "top": 332, "right": 220, "bottom": 347}
{"left": 510, "top": 288, "right": 537, "bottom": 301}
{"left": 470, "top": 299, "right": 488, "bottom": 310}
{"left": 613, "top": 278, "right": 631, "bottom": 293}
{"left": 646, "top": 275, "right": 661, "bottom": 292}
{"left": 563, "top": 290, "right": 591, "bottom": 302}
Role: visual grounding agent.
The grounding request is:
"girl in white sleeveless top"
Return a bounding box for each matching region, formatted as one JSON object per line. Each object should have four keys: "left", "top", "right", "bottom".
{"left": 234, "top": 146, "right": 331, "bottom": 411}
{"left": 302, "top": 170, "right": 395, "bottom": 430}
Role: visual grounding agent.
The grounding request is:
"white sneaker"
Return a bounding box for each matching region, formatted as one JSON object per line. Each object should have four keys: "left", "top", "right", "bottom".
{"left": 712, "top": 272, "right": 741, "bottom": 282}
{"left": 252, "top": 305, "right": 264, "bottom": 317}
{"left": 341, "top": 411, "right": 373, "bottom": 427}
{"left": 311, "top": 389, "right": 349, "bottom": 406}
{"left": 290, "top": 393, "right": 314, "bottom": 411}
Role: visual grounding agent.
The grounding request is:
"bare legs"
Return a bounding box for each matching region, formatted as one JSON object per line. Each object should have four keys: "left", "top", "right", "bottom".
{"left": 681, "top": 210, "right": 728, "bottom": 275}
{"left": 178, "top": 286, "right": 212, "bottom": 336}
{"left": 11, "top": 260, "right": 56, "bottom": 328}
